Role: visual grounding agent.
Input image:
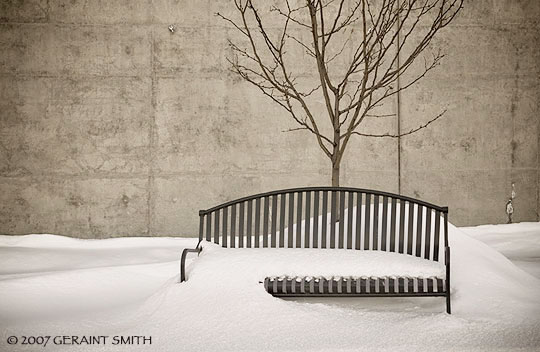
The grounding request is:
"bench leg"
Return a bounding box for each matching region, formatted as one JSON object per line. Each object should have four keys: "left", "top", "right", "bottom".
{"left": 445, "top": 246, "right": 451, "bottom": 314}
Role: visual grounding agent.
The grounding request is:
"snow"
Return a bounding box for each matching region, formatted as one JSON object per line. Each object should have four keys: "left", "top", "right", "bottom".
{"left": 461, "top": 222, "right": 540, "bottom": 279}
{"left": 1, "top": 223, "right": 540, "bottom": 351}
{"left": 194, "top": 242, "right": 445, "bottom": 280}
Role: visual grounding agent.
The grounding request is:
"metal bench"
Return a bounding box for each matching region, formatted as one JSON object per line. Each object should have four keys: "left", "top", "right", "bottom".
{"left": 180, "top": 187, "right": 451, "bottom": 314}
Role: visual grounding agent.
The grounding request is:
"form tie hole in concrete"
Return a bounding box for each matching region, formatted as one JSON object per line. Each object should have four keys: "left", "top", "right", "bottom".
{"left": 122, "top": 194, "right": 130, "bottom": 207}
{"left": 506, "top": 183, "right": 516, "bottom": 224}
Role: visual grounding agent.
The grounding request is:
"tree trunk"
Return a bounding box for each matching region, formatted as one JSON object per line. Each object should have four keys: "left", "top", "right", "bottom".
{"left": 331, "top": 161, "right": 341, "bottom": 224}
{"left": 332, "top": 121, "right": 341, "bottom": 187}
{"left": 331, "top": 162, "right": 340, "bottom": 187}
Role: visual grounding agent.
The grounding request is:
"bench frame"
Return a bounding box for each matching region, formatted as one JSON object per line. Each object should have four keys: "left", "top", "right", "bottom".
{"left": 180, "top": 186, "right": 450, "bottom": 314}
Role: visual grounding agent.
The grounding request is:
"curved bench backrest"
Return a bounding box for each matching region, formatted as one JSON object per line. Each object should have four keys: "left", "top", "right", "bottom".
{"left": 198, "top": 187, "right": 449, "bottom": 262}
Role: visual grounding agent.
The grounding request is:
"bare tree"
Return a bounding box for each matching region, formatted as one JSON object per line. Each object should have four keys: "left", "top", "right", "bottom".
{"left": 218, "top": 0, "right": 463, "bottom": 186}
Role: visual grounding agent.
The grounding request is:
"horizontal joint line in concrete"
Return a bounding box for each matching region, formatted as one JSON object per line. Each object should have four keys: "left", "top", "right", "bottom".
{"left": 0, "top": 22, "right": 155, "bottom": 28}
{"left": 0, "top": 73, "right": 152, "bottom": 79}
{"left": 1, "top": 22, "right": 538, "bottom": 31}
{"left": 0, "top": 174, "right": 150, "bottom": 180}
{"left": 401, "top": 167, "right": 539, "bottom": 172}
{"left": 0, "top": 22, "right": 291, "bottom": 29}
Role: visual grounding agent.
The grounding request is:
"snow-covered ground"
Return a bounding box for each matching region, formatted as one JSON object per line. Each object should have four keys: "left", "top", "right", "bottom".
{"left": 461, "top": 222, "right": 540, "bottom": 280}
{"left": 1, "top": 223, "right": 539, "bottom": 351}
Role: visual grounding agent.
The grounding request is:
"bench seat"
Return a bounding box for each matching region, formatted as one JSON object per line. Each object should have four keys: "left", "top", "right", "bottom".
{"left": 264, "top": 276, "right": 446, "bottom": 297}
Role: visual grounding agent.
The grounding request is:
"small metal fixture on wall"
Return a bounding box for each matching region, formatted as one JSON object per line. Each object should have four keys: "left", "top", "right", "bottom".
{"left": 506, "top": 183, "right": 516, "bottom": 224}
{"left": 168, "top": 25, "right": 176, "bottom": 34}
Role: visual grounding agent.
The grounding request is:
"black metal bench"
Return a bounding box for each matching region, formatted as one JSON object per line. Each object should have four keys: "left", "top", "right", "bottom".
{"left": 180, "top": 187, "right": 451, "bottom": 314}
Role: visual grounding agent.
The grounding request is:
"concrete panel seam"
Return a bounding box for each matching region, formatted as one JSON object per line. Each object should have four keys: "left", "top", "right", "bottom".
{"left": 147, "top": 24, "right": 157, "bottom": 236}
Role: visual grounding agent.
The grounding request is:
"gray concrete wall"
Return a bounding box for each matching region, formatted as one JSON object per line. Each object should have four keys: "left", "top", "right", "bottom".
{"left": 0, "top": 0, "right": 538, "bottom": 238}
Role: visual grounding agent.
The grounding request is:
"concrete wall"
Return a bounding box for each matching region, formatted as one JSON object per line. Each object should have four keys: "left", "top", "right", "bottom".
{"left": 0, "top": 0, "right": 538, "bottom": 237}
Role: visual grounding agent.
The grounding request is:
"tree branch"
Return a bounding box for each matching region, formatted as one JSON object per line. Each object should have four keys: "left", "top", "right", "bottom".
{"left": 347, "top": 109, "right": 446, "bottom": 138}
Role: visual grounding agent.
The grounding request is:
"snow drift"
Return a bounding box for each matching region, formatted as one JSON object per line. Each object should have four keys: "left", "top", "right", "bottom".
{"left": 1, "top": 224, "right": 539, "bottom": 351}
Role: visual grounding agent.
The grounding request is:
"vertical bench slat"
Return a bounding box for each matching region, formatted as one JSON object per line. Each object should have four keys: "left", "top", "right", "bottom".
{"left": 322, "top": 191, "right": 328, "bottom": 249}
{"left": 355, "top": 192, "right": 362, "bottom": 250}
{"left": 424, "top": 208, "right": 432, "bottom": 260}
{"left": 271, "top": 195, "right": 278, "bottom": 248}
{"left": 263, "top": 196, "right": 270, "bottom": 248}
{"left": 288, "top": 193, "right": 294, "bottom": 248}
{"left": 330, "top": 191, "right": 337, "bottom": 249}
{"left": 255, "top": 198, "right": 261, "bottom": 248}
{"left": 434, "top": 210, "right": 441, "bottom": 261}
{"left": 222, "top": 207, "right": 228, "bottom": 248}
{"left": 296, "top": 192, "right": 303, "bottom": 248}
{"left": 214, "top": 209, "right": 220, "bottom": 245}
{"left": 239, "top": 202, "right": 245, "bottom": 248}
{"left": 398, "top": 200, "right": 405, "bottom": 254}
{"left": 206, "top": 213, "right": 211, "bottom": 242}
{"left": 313, "top": 191, "right": 319, "bottom": 248}
{"left": 279, "top": 194, "right": 286, "bottom": 248}
{"left": 373, "top": 195, "right": 379, "bottom": 250}
{"left": 415, "top": 205, "right": 423, "bottom": 257}
{"left": 230, "top": 204, "right": 236, "bottom": 248}
{"left": 247, "top": 200, "right": 253, "bottom": 248}
{"left": 407, "top": 202, "right": 414, "bottom": 255}
{"left": 305, "top": 191, "right": 311, "bottom": 248}
{"left": 338, "top": 191, "right": 345, "bottom": 249}
{"left": 444, "top": 211, "right": 449, "bottom": 247}
{"left": 381, "top": 196, "right": 388, "bottom": 251}
{"left": 347, "top": 191, "right": 354, "bottom": 249}
{"left": 364, "top": 193, "right": 371, "bottom": 250}
{"left": 390, "top": 197, "right": 397, "bottom": 252}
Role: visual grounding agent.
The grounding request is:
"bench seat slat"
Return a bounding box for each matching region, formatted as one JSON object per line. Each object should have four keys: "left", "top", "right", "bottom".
{"left": 265, "top": 276, "right": 446, "bottom": 296}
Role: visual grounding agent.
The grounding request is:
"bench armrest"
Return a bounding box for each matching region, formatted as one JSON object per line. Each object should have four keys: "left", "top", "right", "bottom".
{"left": 180, "top": 247, "right": 202, "bottom": 283}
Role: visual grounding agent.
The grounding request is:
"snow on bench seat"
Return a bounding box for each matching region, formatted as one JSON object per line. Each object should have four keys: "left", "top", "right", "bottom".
{"left": 192, "top": 242, "right": 445, "bottom": 282}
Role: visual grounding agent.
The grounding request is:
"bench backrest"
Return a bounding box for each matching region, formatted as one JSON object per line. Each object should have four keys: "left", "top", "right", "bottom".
{"left": 198, "top": 187, "right": 449, "bottom": 262}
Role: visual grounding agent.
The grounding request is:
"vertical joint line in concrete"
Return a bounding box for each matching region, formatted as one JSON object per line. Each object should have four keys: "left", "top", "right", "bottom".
{"left": 45, "top": 0, "right": 51, "bottom": 22}
{"left": 148, "top": 24, "right": 157, "bottom": 236}
{"left": 396, "top": 12, "right": 402, "bottom": 195}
